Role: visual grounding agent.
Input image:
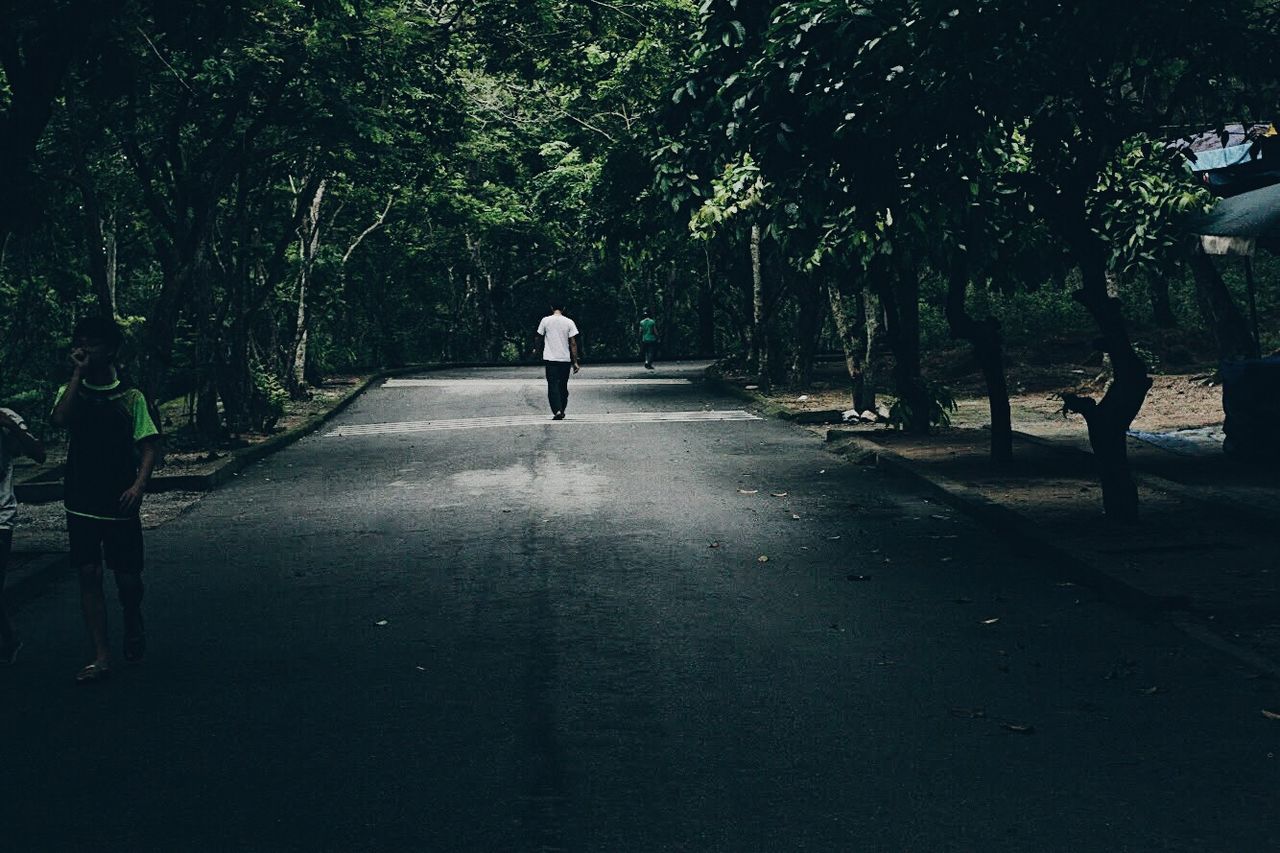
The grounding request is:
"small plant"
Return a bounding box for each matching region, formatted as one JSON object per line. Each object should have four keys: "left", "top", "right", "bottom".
{"left": 1132, "top": 342, "right": 1161, "bottom": 374}
{"left": 250, "top": 360, "right": 289, "bottom": 432}
{"left": 887, "top": 381, "right": 958, "bottom": 432}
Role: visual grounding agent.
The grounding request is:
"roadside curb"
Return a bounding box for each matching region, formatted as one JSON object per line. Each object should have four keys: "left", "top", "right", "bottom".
{"left": 826, "top": 427, "right": 1280, "bottom": 679}
{"left": 708, "top": 370, "right": 1280, "bottom": 678}
{"left": 704, "top": 376, "right": 846, "bottom": 424}
{"left": 5, "top": 365, "right": 417, "bottom": 602}
{"left": 15, "top": 364, "right": 446, "bottom": 503}
{"left": 822, "top": 429, "right": 1186, "bottom": 616}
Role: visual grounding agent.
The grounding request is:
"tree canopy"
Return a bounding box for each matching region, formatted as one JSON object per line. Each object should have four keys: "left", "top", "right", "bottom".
{"left": 2, "top": 0, "right": 1278, "bottom": 516}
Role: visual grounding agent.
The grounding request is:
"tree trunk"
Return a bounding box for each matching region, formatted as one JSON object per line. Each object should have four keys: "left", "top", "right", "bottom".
{"left": 790, "top": 274, "right": 825, "bottom": 388}
{"left": 81, "top": 201, "right": 116, "bottom": 318}
{"left": 287, "top": 177, "right": 326, "bottom": 397}
{"left": 699, "top": 247, "right": 716, "bottom": 357}
{"left": 138, "top": 249, "right": 208, "bottom": 406}
{"left": 861, "top": 288, "right": 880, "bottom": 414}
{"left": 1062, "top": 251, "right": 1152, "bottom": 521}
{"left": 1146, "top": 271, "right": 1177, "bottom": 329}
{"left": 192, "top": 270, "right": 224, "bottom": 440}
{"left": 750, "top": 222, "right": 768, "bottom": 388}
{"left": 877, "top": 257, "right": 928, "bottom": 433}
{"left": 1187, "top": 251, "right": 1257, "bottom": 361}
{"left": 826, "top": 280, "right": 867, "bottom": 411}
{"left": 946, "top": 257, "right": 1012, "bottom": 463}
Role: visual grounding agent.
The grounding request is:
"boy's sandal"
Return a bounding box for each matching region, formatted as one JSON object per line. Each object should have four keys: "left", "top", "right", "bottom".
{"left": 75, "top": 662, "right": 111, "bottom": 683}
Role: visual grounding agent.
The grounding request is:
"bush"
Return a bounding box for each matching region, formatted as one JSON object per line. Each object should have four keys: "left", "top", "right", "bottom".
{"left": 887, "top": 380, "right": 958, "bottom": 432}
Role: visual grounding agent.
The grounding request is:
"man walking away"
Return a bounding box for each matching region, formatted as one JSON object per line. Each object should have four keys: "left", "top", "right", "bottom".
{"left": 639, "top": 308, "right": 658, "bottom": 370}
{"left": 51, "top": 316, "right": 161, "bottom": 683}
{"left": 0, "top": 403, "right": 47, "bottom": 664}
{"left": 535, "top": 302, "right": 581, "bottom": 420}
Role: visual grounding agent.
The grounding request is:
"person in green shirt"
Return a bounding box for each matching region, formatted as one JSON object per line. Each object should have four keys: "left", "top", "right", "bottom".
{"left": 51, "top": 316, "right": 160, "bottom": 683}
{"left": 639, "top": 308, "right": 658, "bottom": 370}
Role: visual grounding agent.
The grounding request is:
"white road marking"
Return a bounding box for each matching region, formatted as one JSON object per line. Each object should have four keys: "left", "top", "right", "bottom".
{"left": 326, "top": 410, "right": 761, "bottom": 437}
{"left": 383, "top": 378, "right": 693, "bottom": 388}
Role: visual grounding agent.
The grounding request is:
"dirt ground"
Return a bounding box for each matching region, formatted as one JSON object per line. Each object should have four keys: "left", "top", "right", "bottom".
{"left": 761, "top": 360, "right": 1225, "bottom": 438}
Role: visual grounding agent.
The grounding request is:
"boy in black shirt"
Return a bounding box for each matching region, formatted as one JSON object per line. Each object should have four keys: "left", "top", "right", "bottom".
{"left": 51, "top": 317, "right": 160, "bottom": 682}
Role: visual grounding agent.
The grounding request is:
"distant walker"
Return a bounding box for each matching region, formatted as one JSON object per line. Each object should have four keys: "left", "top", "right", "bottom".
{"left": 639, "top": 308, "right": 658, "bottom": 371}
{"left": 535, "top": 302, "right": 581, "bottom": 420}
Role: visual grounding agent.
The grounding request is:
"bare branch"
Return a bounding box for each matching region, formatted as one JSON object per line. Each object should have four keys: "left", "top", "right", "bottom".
{"left": 342, "top": 193, "right": 396, "bottom": 265}
{"left": 136, "top": 27, "right": 194, "bottom": 94}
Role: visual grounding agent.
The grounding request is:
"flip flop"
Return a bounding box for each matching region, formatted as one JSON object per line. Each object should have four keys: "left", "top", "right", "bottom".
{"left": 75, "top": 661, "right": 111, "bottom": 683}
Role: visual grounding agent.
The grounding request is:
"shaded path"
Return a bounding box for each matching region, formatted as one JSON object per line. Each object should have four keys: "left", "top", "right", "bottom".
{"left": 1, "top": 362, "right": 1276, "bottom": 851}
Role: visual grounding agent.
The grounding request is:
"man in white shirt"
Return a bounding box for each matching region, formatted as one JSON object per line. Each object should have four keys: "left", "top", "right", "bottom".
{"left": 534, "top": 302, "right": 581, "bottom": 420}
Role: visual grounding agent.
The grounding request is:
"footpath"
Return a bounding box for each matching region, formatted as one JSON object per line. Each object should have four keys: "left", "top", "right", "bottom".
{"left": 715, "top": 376, "right": 1280, "bottom": 678}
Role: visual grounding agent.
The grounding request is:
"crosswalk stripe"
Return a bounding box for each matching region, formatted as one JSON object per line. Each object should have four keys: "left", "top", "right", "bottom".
{"left": 326, "top": 409, "right": 761, "bottom": 437}
{"left": 383, "top": 378, "right": 694, "bottom": 388}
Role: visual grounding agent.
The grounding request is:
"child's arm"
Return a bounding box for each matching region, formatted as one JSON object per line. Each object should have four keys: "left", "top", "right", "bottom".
{"left": 50, "top": 349, "right": 88, "bottom": 427}
{"left": 118, "top": 436, "right": 159, "bottom": 515}
{"left": 0, "top": 412, "right": 46, "bottom": 464}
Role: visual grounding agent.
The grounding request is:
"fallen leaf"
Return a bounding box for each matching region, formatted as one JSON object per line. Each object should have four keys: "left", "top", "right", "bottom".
{"left": 930, "top": 514, "right": 951, "bottom": 521}
{"left": 375, "top": 620, "right": 389, "bottom": 627}
{"left": 981, "top": 617, "right": 1000, "bottom": 625}
{"left": 708, "top": 542, "right": 721, "bottom": 548}
{"left": 791, "top": 514, "right": 802, "bottom": 520}
{"left": 949, "top": 707, "right": 987, "bottom": 719}
{"left": 846, "top": 574, "right": 872, "bottom": 582}
{"left": 940, "top": 557, "right": 953, "bottom": 563}
{"left": 1002, "top": 723, "right": 1035, "bottom": 734}
{"left": 1262, "top": 709, "right": 1280, "bottom": 721}
{"left": 771, "top": 492, "right": 789, "bottom": 497}
{"left": 738, "top": 489, "right": 759, "bottom": 495}
{"left": 757, "top": 555, "right": 769, "bottom": 563}
{"left": 818, "top": 469, "right": 826, "bottom": 474}
{"left": 1140, "top": 687, "right": 1161, "bottom": 695}
{"left": 826, "top": 535, "right": 842, "bottom": 541}
{"left": 416, "top": 666, "right": 426, "bottom": 672}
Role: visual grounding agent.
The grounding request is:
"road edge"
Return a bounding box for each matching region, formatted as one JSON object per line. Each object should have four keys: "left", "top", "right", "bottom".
{"left": 708, "top": 370, "right": 1280, "bottom": 680}
{"left": 4, "top": 364, "right": 416, "bottom": 603}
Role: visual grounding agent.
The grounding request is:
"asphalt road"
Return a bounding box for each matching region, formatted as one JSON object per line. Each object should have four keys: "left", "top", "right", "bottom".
{"left": 2, "top": 362, "right": 1277, "bottom": 852}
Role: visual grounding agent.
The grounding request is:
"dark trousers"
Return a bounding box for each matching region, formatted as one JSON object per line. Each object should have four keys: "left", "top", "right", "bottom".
{"left": 642, "top": 341, "right": 656, "bottom": 367}
{"left": 544, "top": 360, "right": 572, "bottom": 414}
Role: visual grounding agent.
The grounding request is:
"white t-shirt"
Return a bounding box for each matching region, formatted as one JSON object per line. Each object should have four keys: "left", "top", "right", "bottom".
{"left": 537, "top": 314, "right": 580, "bottom": 362}
{"left": 0, "top": 407, "right": 27, "bottom": 530}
